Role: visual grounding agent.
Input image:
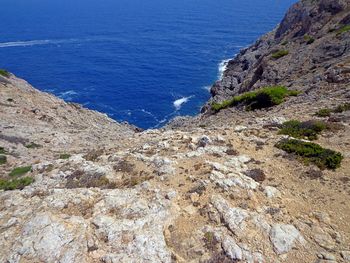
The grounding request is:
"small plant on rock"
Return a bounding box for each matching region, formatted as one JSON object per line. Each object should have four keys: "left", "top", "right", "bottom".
{"left": 275, "top": 139, "right": 343, "bottom": 170}
{"left": 211, "top": 86, "right": 300, "bottom": 112}
{"left": 303, "top": 34, "right": 315, "bottom": 44}
{"left": 59, "top": 153, "right": 71, "bottom": 159}
{"left": 279, "top": 120, "right": 326, "bottom": 140}
{"left": 0, "top": 69, "right": 10, "bottom": 78}
{"left": 9, "top": 166, "right": 32, "bottom": 177}
{"left": 0, "top": 155, "right": 7, "bottom": 165}
{"left": 0, "top": 177, "right": 34, "bottom": 191}
{"left": 271, "top": 50, "right": 289, "bottom": 59}
{"left": 315, "top": 108, "right": 332, "bottom": 117}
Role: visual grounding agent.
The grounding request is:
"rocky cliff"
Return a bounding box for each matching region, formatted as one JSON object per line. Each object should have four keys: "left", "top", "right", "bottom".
{"left": 203, "top": 0, "right": 350, "bottom": 112}
{"left": 1, "top": 0, "right": 350, "bottom": 263}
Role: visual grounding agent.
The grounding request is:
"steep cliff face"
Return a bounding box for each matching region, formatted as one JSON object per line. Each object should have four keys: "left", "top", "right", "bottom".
{"left": 204, "top": 0, "right": 350, "bottom": 112}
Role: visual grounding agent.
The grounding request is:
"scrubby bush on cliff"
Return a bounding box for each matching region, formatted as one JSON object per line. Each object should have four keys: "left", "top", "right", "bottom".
{"left": 0, "top": 155, "right": 7, "bottom": 165}
{"left": 336, "top": 25, "right": 350, "bottom": 36}
{"left": 303, "top": 34, "right": 315, "bottom": 44}
{"left": 315, "top": 108, "right": 332, "bottom": 117}
{"left": 211, "top": 86, "right": 299, "bottom": 112}
{"left": 315, "top": 103, "right": 350, "bottom": 117}
{"left": 275, "top": 139, "right": 343, "bottom": 170}
{"left": 0, "top": 177, "right": 34, "bottom": 191}
{"left": 0, "top": 69, "right": 10, "bottom": 78}
{"left": 271, "top": 50, "right": 289, "bottom": 59}
{"left": 9, "top": 166, "right": 32, "bottom": 177}
{"left": 279, "top": 120, "right": 326, "bottom": 140}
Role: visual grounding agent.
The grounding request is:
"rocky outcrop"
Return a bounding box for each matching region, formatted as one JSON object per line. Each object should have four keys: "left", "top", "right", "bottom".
{"left": 203, "top": 0, "right": 350, "bottom": 113}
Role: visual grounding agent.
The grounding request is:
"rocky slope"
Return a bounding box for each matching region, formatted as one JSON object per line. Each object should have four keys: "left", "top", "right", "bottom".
{"left": 202, "top": 0, "right": 350, "bottom": 113}
{"left": 1, "top": 0, "right": 350, "bottom": 263}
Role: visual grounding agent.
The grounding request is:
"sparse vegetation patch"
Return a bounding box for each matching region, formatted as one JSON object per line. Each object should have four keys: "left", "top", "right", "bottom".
{"left": 0, "top": 69, "right": 10, "bottom": 78}
{"left": 336, "top": 25, "right": 350, "bottom": 36}
{"left": 271, "top": 50, "right": 289, "bottom": 59}
{"left": 315, "top": 103, "right": 350, "bottom": 117}
{"left": 212, "top": 86, "right": 299, "bottom": 112}
{"left": 59, "top": 153, "right": 71, "bottom": 159}
{"left": 275, "top": 139, "right": 343, "bottom": 170}
{"left": 0, "top": 155, "right": 7, "bottom": 165}
{"left": 279, "top": 120, "right": 326, "bottom": 140}
{"left": 0, "top": 147, "right": 6, "bottom": 155}
{"left": 303, "top": 34, "right": 315, "bottom": 44}
{"left": 0, "top": 177, "right": 34, "bottom": 191}
{"left": 25, "top": 142, "right": 42, "bottom": 149}
{"left": 9, "top": 166, "right": 32, "bottom": 177}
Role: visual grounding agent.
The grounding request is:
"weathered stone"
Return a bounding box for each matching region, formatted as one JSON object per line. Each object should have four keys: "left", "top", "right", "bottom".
{"left": 270, "top": 224, "right": 305, "bottom": 254}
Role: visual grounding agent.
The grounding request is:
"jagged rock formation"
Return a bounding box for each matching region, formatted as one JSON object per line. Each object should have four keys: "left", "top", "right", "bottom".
{"left": 203, "top": 0, "right": 350, "bottom": 112}
{"left": 1, "top": 0, "right": 350, "bottom": 262}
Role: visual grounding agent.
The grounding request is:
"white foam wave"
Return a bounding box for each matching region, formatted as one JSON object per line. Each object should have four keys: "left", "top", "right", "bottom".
{"left": 0, "top": 37, "right": 121, "bottom": 48}
{"left": 202, "top": 86, "right": 211, "bottom": 92}
{"left": 218, "top": 59, "right": 230, "bottom": 79}
{"left": 59, "top": 90, "right": 78, "bottom": 100}
{"left": 173, "top": 96, "right": 193, "bottom": 111}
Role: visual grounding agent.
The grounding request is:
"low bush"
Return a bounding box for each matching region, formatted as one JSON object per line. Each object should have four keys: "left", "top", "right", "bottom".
{"left": 271, "top": 50, "right": 289, "bottom": 59}
{"left": 0, "top": 177, "right": 34, "bottom": 191}
{"left": 0, "top": 147, "right": 6, "bottom": 154}
{"left": 334, "top": 103, "right": 350, "bottom": 113}
{"left": 275, "top": 139, "right": 343, "bottom": 170}
{"left": 279, "top": 120, "right": 326, "bottom": 140}
{"left": 59, "top": 153, "right": 71, "bottom": 159}
{"left": 315, "top": 108, "right": 332, "bottom": 117}
{"left": 303, "top": 35, "right": 315, "bottom": 44}
{"left": 65, "top": 170, "right": 116, "bottom": 189}
{"left": 211, "top": 86, "right": 299, "bottom": 112}
{"left": 0, "top": 69, "right": 10, "bottom": 78}
{"left": 315, "top": 103, "right": 350, "bottom": 117}
{"left": 0, "top": 155, "right": 7, "bottom": 165}
{"left": 9, "top": 166, "right": 32, "bottom": 177}
{"left": 25, "top": 142, "right": 42, "bottom": 149}
{"left": 336, "top": 25, "right": 350, "bottom": 36}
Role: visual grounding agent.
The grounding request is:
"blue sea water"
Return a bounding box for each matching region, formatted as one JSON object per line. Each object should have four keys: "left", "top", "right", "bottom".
{"left": 0, "top": 0, "right": 296, "bottom": 129}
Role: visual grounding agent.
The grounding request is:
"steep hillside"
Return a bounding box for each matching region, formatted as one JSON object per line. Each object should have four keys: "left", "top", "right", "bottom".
{"left": 0, "top": 0, "right": 350, "bottom": 263}
{"left": 203, "top": 0, "right": 350, "bottom": 112}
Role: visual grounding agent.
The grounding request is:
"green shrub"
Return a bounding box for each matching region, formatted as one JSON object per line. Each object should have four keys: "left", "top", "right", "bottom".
{"left": 275, "top": 139, "right": 343, "bottom": 170}
{"left": 303, "top": 35, "right": 315, "bottom": 44}
{"left": 281, "top": 40, "right": 288, "bottom": 46}
{"left": 279, "top": 120, "right": 326, "bottom": 140}
{"left": 315, "top": 108, "right": 332, "bottom": 117}
{"left": 0, "top": 147, "right": 5, "bottom": 155}
{"left": 9, "top": 166, "right": 32, "bottom": 177}
{"left": 334, "top": 103, "right": 350, "bottom": 113}
{"left": 25, "top": 142, "right": 42, "bottom": 149}
{"left": 0, "top": 155, "right": 6, "bottom": 165}
{"left": 211, "top": 86, "right": 300, "bottom": 112}
{"left": 272, "top": 50, "right": 289, "bottom": 59}
{"left": 0, "top": 69, "right": 10, "bottom": 78}
{"left": 59, "top": 153, "right": 71, "bottom": 159}
{"left": 0, "top": 177, "right": 34, "bottom": 191}
{"left": 315, "top": 103, "right": 350, "bottom": 117}
{"left": 336, "top": 25, "right": 350, "bottom": 36}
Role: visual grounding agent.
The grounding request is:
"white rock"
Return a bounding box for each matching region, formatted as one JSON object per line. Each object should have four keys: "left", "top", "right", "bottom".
{"left": 211, "top": 195, "right": 248, "bottom": 233}
{"left": 222, "top": 235, "right": 243, "bottom": 260}
{"left": 270, "top": 224, "right": 305, "bottom": 254}
{"left": 264, "top": 186, "right": 281, "bottom": 198}
{"left": 234, "top": 125, "right": 248, "bottom": 132}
